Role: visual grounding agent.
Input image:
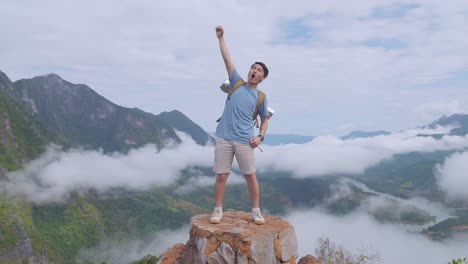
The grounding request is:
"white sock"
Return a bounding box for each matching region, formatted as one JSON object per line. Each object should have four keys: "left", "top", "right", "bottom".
{"left": 215, "top": 207, "right": 223, "bottom": 211}
{"left": 252, "top": 208, "right": 261, "bottom": 212}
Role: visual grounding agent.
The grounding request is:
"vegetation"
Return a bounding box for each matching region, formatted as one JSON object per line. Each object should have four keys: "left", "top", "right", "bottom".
{"left": 356, "top": 152, "right": 448, "bottom": 201}
{"left": 1, "top": 69, "right": 467, "bottom": 262}
{"left": 0, "top": 90, "right": 50, "bottom": 170}
{"left": 450, "top": 258, "right": 468, "bottom": 264}
{"left": 131, "top": 255, "right": 159, "bottom": 264}
{"left": 424, "top": 215, "right": 468, "bottom": 240}
{"left": 315, "top": 237, "right": 380, "bottom": 264}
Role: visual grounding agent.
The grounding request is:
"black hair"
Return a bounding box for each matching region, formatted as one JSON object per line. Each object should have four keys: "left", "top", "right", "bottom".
{"left": 252, "top": 62, "right": 269, "bottom": 78}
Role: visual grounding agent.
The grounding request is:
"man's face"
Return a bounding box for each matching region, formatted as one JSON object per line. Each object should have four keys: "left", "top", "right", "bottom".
{"left": 247, "top": 64, "right": 265, "bottom": 85}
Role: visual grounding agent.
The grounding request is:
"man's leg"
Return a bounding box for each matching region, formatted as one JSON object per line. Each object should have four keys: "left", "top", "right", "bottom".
{"left": 214, "top": 173, "right": 229, "bottom": 207}
{"left": 211, "top": 138, "right": 234, "bottom": 224}
{"left": 244, "top": 173, "right": 260, "bottom": 208}
{"left": 235, "top": 143, "right": 265, "bottom": 224}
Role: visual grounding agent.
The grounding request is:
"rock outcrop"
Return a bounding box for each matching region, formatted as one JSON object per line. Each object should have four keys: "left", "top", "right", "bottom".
{"left": 297, "top": 255, "right": 321, "bottom": 264}
{"left": 158, "top": 211, "right": 298, "bottom": 264}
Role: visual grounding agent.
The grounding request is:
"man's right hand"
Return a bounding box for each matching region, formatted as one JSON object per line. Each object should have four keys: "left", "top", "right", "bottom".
{"left": 215, "top": 26, "right": 224, "bottom": 39}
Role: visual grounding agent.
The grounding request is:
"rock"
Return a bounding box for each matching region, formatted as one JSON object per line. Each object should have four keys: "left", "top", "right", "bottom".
{"left": 297, "top": 255, "right": 321, "bottom": 264}
{"left": 159, "top": 211, "right": 298, "bottom": 264}
{"left": 158, "top": 243, "right": 186, "bottom": 264}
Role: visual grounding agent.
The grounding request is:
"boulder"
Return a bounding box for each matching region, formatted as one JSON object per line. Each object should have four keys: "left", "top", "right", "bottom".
{"left": 158, "top": 211, "right": 298, "bottom": 264}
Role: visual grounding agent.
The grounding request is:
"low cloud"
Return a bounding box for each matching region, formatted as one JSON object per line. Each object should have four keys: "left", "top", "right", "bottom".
{"left": 2, "top": 127, "right": 468, "bottom": 203}
{"left": 77, "top": 226, "right": 189, "bottom": 264}
{"left": 257, "top": 126, "right": 468, "bottom": 177}
{"left": 2, "top": 133, "right": 214, "bottom": 203}
{"left": 286, "top": 208, "right": 468, "bottom": 263}
{"left": 435, "top": 150, "right": 468, "bottom": 200}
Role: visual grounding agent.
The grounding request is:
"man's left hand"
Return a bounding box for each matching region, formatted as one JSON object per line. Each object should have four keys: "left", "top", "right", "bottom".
{"left": 249, "top": 136, "right": 261, "bottom": 148}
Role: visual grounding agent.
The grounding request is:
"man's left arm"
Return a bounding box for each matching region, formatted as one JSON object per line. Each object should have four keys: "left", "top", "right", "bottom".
{"left": 258, "top": 116, "right": 268, "bottom": 139}
{"left": 249, "top": 117, "right": 268, "bottom": 148}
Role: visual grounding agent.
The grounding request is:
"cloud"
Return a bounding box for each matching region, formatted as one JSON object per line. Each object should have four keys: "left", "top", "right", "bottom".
{"left": 77, "top": 226, "right": 189, "bottom": 264}
{"left": 413, "top": 99, "right": 468, "bottom": 124}
{"left": 257, "top": 126, "right": 468, "bottom": 177}
{"left": 2, "top": 126, "right": 468, "bottom": 203}
{"left": 435, "top": 151, "right": 468, "bottom": 200}
{"left": 1, "top": 1, "right": 468, "bottom": 134}
{"left": 286, "top": 208, "right": 468, "bottom": 263}
{"left": 2, "top": 133, "right": 215, "bottom": 203}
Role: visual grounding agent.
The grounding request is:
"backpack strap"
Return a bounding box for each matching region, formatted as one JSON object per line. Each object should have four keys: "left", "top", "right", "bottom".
{"left": 253, "top": 90, "right": 265, "bottom": 128}
{"left": 216, "top": 79, "right": 246, "bottom": 122}
{"left": 228, "top": 79, "right": 246, "bottom": 99}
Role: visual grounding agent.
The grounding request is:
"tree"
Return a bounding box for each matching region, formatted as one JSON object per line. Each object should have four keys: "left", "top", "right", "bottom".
{"left": 315, "top": 237, "right": 380, "bottom": 264}
{"left": 450, "top": 258, "right": 468, "bottom": 264}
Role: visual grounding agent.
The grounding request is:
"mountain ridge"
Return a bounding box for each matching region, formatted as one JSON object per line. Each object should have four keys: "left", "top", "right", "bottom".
{"left": 0, "top": 70, "right": 212, "bottom": 153}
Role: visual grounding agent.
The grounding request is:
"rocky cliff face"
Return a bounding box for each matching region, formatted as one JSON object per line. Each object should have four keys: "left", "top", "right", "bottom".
{"left": 158, "top": 211, "right": 301, "bottom": 264}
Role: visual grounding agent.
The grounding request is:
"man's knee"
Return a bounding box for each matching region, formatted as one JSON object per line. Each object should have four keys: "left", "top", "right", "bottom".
{"left": 243, "top": 173, "right": 257, "bottom": 184}
{"left": 216, "top": 173, "right": 229, "bottom": 184}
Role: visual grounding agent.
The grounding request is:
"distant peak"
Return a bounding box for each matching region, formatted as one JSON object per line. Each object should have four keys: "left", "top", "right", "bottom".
{"left": 162, "top": 109, "right": 183, "bottom": 115}
{"left": 42, "top": 73, "right": 63, "bottom": 80}
{"left": 0, "top": 70, "right": 12, "bottom": 85}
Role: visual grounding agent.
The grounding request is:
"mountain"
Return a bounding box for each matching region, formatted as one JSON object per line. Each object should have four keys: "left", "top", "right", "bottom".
{"left": 0, "top": 71, "right": 215, "bottom": 152}
{"left": 0, "top": 73, "right": 54, "bottom": 170}
{"left": 0, "top": 69, "right": 215, "bottom": 263}
{"left": 426, "top": 113, "right": 468, "bottom": 136}
{"left": 2, "top": 68, "right": 468, "bottom": 263}
{"left": 341, "top": 130, "right": 391, "bottom": 140}
{"left": 159, "top": 110, "right": 214, "bottom": 145}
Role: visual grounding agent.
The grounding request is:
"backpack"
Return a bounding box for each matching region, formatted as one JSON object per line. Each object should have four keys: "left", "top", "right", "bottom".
{"left": 217, "top": 79, "right": 265, "bottom": 128}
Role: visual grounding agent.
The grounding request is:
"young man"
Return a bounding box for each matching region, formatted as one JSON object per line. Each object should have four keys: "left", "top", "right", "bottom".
{"left": 211, "top": 25, "right": 269, "bottom": 225}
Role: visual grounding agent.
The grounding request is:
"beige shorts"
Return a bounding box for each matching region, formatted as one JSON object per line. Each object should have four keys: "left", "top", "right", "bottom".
{"left": 214, "top": 137, "right": 256, "bottom": 175}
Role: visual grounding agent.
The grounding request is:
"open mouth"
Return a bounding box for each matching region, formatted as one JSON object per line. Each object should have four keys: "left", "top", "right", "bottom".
{"left": 251, "top": 73, "right": 256, "bottom": 79}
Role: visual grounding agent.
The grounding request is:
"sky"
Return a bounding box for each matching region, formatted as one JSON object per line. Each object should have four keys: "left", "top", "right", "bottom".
{"left": 1, "top": 0, "right": 468, "bottom": 136}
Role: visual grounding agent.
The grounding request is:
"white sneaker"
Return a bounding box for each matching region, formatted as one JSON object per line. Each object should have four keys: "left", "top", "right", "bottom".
{"left": 252, "top": 208, "right": 265, "bottom": 225}
{"left": 210, "top": 207, "right": 223, "bottom": 224}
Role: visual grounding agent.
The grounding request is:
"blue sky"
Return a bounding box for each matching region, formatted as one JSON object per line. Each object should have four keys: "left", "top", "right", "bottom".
{"left": 0, "top": 0, "right": 467, "bottom": 136}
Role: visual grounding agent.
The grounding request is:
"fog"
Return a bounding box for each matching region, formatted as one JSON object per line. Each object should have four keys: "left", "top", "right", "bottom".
{"left": 2, "top": 133, "right": 213, "bottom": 203}
{"left": 2, "top": 128, "right": 468, "bottom": 204}
{"left": 2, "top": 128, "right": 462, "bottom": 263}
{"left": 77, "top": 200, "right": 466, "bottom": 264}
{"left": 286, "top": 208, "right": 468, "bottom": 264}
{"left": 258, "top": 126, "right": 468, "bottom": 177}
{"left": 77, "top": 226, "right": 189, "bottom": 264}
{"left": 435, "top": 150, "right": 468, "bottom": 200}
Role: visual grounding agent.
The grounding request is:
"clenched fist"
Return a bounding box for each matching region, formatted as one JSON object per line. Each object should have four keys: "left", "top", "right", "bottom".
{"left": 215, "top": 26, "right": 224, "bottom": 38}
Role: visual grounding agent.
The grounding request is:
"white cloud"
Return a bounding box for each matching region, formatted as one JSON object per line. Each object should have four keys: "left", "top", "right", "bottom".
{"left": 435, "top": 151, "right": 468, "bottom": 200}
{"left": 2, "top": 134, "right": 215, "bottom": 203}
{"left": 257, "top": 127, "right": 468, "bottom": 177}
{"left": 77, "top": 226, "right": 189, "bottom": 264}
{"left": 1, "top": 1, "right": 467, "bottom": 135}
{"left": 2, "top": 126, "right": 468, "bottom": 203}
{"left": 286, "top": 208, "right": 468, "bottom": 264}
{"left": 413, "top": 99, "right": 468, "bottom": 125}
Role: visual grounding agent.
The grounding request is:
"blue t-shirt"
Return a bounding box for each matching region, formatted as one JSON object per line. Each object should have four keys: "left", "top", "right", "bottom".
{"left": 216, "top": 68, "right": 269, "bottom": 144}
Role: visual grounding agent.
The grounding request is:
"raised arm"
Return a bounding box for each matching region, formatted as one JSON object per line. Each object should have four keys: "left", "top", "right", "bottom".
{"left": 215, "top": 26, "right": 235, "bottom": 77}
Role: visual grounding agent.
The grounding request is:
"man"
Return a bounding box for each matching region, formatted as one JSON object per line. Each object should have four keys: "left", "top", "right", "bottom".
{"left": 211, "top": 25, "right": 269, "bottom": 225}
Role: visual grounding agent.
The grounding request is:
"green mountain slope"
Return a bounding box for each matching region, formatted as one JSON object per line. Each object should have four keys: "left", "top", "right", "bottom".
{"left": 8, "top": 73, "right": 179, "bottom": 152}
{"left": 0, "top": 80, "right": 50, "bottom": 170}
